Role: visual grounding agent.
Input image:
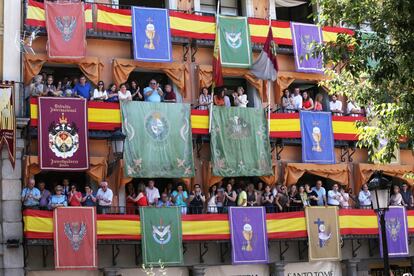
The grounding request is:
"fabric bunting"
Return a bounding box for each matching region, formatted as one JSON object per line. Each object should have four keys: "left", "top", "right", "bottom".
{"left": 25, "top": 0, "right": 353, "bottom": 47}
{"left": 379, "top": 206, "right": 409, "bottom": 258}
{"left": 25, "top": 209, "right": 414, "bottom": 241}
{"left": 251, "top": 26, "right": 279, "bottom": 81}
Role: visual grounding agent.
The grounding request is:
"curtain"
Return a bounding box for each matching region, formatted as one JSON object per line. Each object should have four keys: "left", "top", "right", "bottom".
{"left": 275, "top": 0, "right": 306, "bottom": 7}
{"left": 259, "top": 163, "right": 278, "bottom": 186}
{"left": 198, "top": 65, "right": 264, "bottom": 98}
{"left": 202, "top": 161, "right": 223, "bottom": 189}
{"left": 112, "top": 58, "right": 187, "bottom": 96}
{"left": 24, "top": 54, "right": 104, "bottom": 85}
{"left": 355, "top": 163, "right": 414, "bottom": 191}
{"left": 284, "top": 163, "right": 350, "bottom": 186}
{"left": 119, "top": 159, "right": 133, "bottom": 187}
{"left": 24, "top": 155, "right": 107, "bottom": 183}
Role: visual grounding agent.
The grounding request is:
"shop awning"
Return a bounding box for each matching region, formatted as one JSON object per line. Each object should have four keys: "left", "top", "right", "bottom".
{"left": 284, "top": 163, "right": 350, "bottom": 186}
{"left": 355, "top": 163, "right": 414, "bottom": 191}
{"left": 23, "top": 155, "right": 107, "bottom": 183}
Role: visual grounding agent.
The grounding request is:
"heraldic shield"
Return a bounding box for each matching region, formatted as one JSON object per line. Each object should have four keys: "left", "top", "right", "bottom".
{"left": 305, "top": 206, "right": 341, "bottom": 261}
{"left": 54, "top": 207, "right": 97, "bottom": 270}
{"left": 140, "top": 207, "right": 183, "bottom": 265}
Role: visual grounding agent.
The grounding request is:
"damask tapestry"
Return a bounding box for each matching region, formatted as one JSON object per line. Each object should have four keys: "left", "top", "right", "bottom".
{"left": 210, "top": 107, "right": 272, "bottom": 177}
{"left": 121, "top": 102, "right": 194, "bottom": 178}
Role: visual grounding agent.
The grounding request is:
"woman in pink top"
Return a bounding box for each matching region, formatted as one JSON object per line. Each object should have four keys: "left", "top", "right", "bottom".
{"left": 314, "top": 93, "right": 323, "bottom": 111}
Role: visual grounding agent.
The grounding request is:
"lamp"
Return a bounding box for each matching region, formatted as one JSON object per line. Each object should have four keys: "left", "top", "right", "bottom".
{"left": 110, "top": 129, "right": 126, "bottom": 159}
{"left": 368, "top": 170, "right": 391, "bottom": 276}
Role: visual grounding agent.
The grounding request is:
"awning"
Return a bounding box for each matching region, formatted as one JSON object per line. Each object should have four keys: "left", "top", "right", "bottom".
{"left": 112, "top": 58, "right": 187, "bottom": 96}
{"left": 284, "top": 163, "right": 350, "bottom": 186}
{"left": 355, "top": 163, "right": 414, "bottom": 191}
{"left": 24, "top": 54, "right": 104, "bottom": 85}
{"left": 23, "top": 155, "right": 107, "bottom": 183}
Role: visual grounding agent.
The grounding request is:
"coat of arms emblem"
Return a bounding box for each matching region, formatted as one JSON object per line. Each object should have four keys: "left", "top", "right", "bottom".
{"left": 64, "top": 222, "right": 87, "bottom": 251}
{"left": 48, "top": 113, "right": 79, "bottom": 158}
{"left": 55, "top": 16, "right": 77, "bottom": 42}
{"left": 386, "top": 217, "right": 401, "bottom": 242}
{"left": 152, "top": 224, "right": 172, "bottom": 245}
{"left": 225, "top": 115, "right": 250, "bottom": 139}
{"left": 225, "top": 30, "right": 242, "bottom": 49}
{"left": 145, "top": 112, "right": 169, "bottom": 141}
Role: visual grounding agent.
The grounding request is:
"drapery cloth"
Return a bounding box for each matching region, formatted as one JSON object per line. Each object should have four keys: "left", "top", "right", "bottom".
{"left": 198, "top": 64, "right": 263, "bottom": 98}
{"left": 24, "top": 155, "right": 107, "bottom": 183}
{"left": 121, "top": 102, "right": 194, "bottom": 178}
{"left": 355, "top": 163, "right": 414, "bottom": 191}
{"left": 112, "top": 58, "right": 186, "bottom": 96}
{"left": 24, "top": 54, "right": 103, "bottom": 85}
{"left": 284, "top": 163, "right": 349, "bottom": 186}
{"left": 210, "top": 107, "right": 273, "bottom": 177}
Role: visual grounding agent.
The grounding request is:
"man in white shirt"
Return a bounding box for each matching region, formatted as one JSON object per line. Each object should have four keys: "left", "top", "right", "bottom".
{"left": 347, "top": 100, "right": 362, "bottom": 117}
{"left": 145, "top": 180, "right": 160, "bottom": 206}
{"left": 327, "top": 183, "right": 341, "bottom": 206}
{"left": 292, "top": 88, "right": 303, "bottom": 110}
{"left": 329, "top": 95, "right": 343, "bottom": 115}
{"left": 96, "top": 181, "right": 113, "bottom": 214}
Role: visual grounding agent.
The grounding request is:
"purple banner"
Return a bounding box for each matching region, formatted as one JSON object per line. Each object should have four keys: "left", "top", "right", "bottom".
{"left": 38, "top": 97, "right": 89, "bottom": 171}
{"left": 229, "top": 207, "right": 268, "bottom": 264}
{"left": 379, "top": 206, "right": 409, "bottom": 258}
{"left": 291, "top": 22, "right": 324, "bottom": 74}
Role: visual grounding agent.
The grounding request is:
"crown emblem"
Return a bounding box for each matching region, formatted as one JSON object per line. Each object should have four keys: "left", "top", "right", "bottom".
{"left": 312, "top": 120, "right": 320, "bottom": 127}
{"left": 59, "top": 113, "right": 68, "bottom": 124}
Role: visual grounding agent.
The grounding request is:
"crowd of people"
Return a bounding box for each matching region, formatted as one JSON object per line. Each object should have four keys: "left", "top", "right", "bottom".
{"left": 197, "top": 86, "right": 249, "bottom": 109}
{"left": 281, "top": 88, "right": 364, "bottom": 116}
{"left": 29, "top": 74, "right": 177, "bottom": 103}
{"left": 22, "top": 177, "right": 412, "bottom": 215}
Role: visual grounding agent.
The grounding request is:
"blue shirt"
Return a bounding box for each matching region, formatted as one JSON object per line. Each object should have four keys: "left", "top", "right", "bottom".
{"left": 144, "top": 87, "right": 162, "bottom": 102}
{"left": 171, "top": 191, "right": 188, "bottom": 207}
{"left": 21, "top": 187, "right": 41, "bottom": 207}
{"left": 82, "top": 193, "right": 96, "bottom": 206}
{"left": 311, "top": 187, "right": 326, "bottom": 206}
{"left": 49, "top": 195, "right": 67, "bottom": 208}
{"left": 73, "top": 82, "right": 91, "bottom": 99}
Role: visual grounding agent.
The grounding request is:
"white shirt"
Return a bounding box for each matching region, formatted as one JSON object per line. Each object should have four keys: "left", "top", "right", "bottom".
{"left": 118, "top": 90, "right": 132, "bottom": 101}
{"left": 224, "top": 96, "right": 231, "bottom": 107}
{"left": 358, "top": 190, "right": 371, "bottom": 206}
{"left": 198, "top": 94, "right": 212, "bottom": 110}
{"left": 96, "top": 188, "right": 113, "bottom": 206}
{"left": 145, "top": 187, "right": 160, "bottom": 205}
{"left": 293, "top": 94, "right": 303, "bottom": 109}
{"left": 327, "top": 190, "right": 341, "bottom": 206}
{"left": 235, "top": 94, "right": 248, "bottom": 107}
{"left": 329, "top": 100, "right": 343, "bottom": 112}
{"left": 347, "top": 101, "right": 360, "bottom": 116}
{"left": 92, "top": 89, "right": 108, "bottom": 100}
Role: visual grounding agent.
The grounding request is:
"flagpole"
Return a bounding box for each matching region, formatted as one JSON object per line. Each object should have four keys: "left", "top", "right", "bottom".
{"left": 267, "top": 5, "right": 272, "bottom": 135}
{"left": 209, "top": 1, "right": 220, "bottom": 133}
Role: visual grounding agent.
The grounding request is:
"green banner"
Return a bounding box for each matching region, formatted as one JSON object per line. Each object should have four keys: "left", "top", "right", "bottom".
{"left": 218, "top": 15, "right": 252, "bottom": 68}
{"left": 121, "top": 102, "right": 194, "bottom": 178}
{"left": 210, "top": 107, "right": 273, "bottom": 176}
{"left": 140, "top": 207, "right": 183, "bottom": 265}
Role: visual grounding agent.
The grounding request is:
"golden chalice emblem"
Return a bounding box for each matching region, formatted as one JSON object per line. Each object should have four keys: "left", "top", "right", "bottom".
{"left": 145, "top": 17, "right": 156, "bottom": 50}
{"left": 312, "top": 126, "right": 322, "bottom": 152}
{"left": 242, "top": 224, "right": 253, "bottom": 251}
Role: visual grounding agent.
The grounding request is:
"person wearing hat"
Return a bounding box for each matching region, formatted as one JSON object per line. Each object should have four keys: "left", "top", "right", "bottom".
{"left": 49, "top": 185, "right": 67, "bottom": 209}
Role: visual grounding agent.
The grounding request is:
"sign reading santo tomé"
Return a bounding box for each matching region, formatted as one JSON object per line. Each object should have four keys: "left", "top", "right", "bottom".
{"left": 38, "top": 97, "right": 89, "bottom": 171}
{"left": 285, "top": 261, "right": 342, "bottom": 276}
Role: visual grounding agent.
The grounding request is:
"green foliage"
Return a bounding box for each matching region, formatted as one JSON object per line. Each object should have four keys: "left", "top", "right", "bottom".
{"left": 312, "top": 0, "right": 414, "bottom": 163}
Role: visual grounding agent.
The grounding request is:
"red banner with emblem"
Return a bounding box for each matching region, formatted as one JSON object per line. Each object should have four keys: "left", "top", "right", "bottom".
{"left": 38, "top": 97, "right": 89, "bottom": 171}
{"left": 45, "top": 1, "right": 86, "bottom": 58}
{"left": 0, "top": 85, "right": 15, "bottom": 168}
{"left": 54, "top": 207, "right": 97, "bottom": 270}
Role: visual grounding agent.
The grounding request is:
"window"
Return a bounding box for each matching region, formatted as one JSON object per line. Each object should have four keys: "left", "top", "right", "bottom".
{"left": 275, "top": 0, "right": 313, "bottom": 23}
{"left": 198, "top": 0, "right": 242, "bottom": 16}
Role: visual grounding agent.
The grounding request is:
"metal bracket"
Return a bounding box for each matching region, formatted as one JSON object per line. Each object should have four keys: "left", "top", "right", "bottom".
{"left": 279, "top": 241, "right": 289, "bottom": 261}
{"left": 340, "top": 145, "right": 349, "bottom": 162}
{"left": 348, "top": 144, "right": 356, "bottom": 162}
{"left": 199, "top": 242, "right": 209, "bottom": 263}
{"left": 183, "top": 43, "right": 190, "bottom": 62}
{"left": 42, "top": 245, "right": 48, "bottom": 267}
{"left": 298, "top": 240, "right": 308, "bottom": 260}
{"left": 220, "top": 242, "right": 229, "bottom": 263}
{"left": 276, "top": 142, "right": 284, "bottom": 161}
{"left": 112, "top": 244, "right": 120, "bottom": 266}
{"left": 191, "top": 40, "right": 198, "bottom": 62}
{"left": 183, "top": 243, "right": 188, "bottom": 255}
{"left": 351, "top": 239, "right": 362, "bottom": 258}
{"left": 23, "top": 243, "right": 29, "bottom": 268}
{"left": 368, "top": 239, "right": 378, "bottom": 257}
{"left": 134, "top": 244, "right": 141, "bottom": 266}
